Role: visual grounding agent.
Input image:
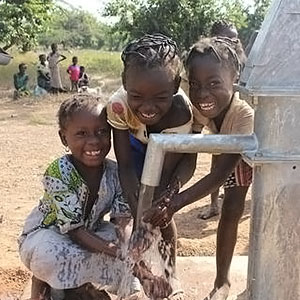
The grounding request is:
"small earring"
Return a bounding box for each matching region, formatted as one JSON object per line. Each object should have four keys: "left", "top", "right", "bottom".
{"left": 64, "top": 145, "right": 70, "bottom": 153}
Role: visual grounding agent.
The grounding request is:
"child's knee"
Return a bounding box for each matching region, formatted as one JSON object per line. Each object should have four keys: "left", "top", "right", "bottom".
{"left": 221, "top": 191, "right": 246, "bottom": 221}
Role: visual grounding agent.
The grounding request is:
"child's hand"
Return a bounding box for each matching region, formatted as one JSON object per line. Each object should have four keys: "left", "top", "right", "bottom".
{"left": 143, "top": 178, "right": 180, "bottom": 228}
{"left": 143, "top": 195, "right": 176, "bottom": 228}
{"left": 106, "top": 242, "right": 122, "bottom": 259}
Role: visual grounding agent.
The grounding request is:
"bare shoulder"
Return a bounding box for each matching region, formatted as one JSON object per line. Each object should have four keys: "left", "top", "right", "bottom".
{"left": 171, "top": 93, "right": 192, "bottom": 126}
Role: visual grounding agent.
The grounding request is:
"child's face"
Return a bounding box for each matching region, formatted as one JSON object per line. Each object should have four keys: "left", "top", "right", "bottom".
{"left": 124, "top": 67, "right": 175, "bottom": 125}
{"left": 19, "top": 65, "right": 27, "bottom": 74}
{"left": 51, "top": 44, "right": 57, "bottom": 52}
{"left": 60, "top": 109, "right": 111, "bottom": 168}
{"left": 73, "top": 57, "right": 78, "bottom": 65}
{"left": 188, "top": 55, "right": 235, "bottom": 119}
{"left": 40, "top": 55, "right": 46, "bottom": 63}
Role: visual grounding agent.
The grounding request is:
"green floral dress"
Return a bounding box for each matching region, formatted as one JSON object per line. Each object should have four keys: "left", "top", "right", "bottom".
{"left": 18, "top": 156, "right": 135, "bottom": 292}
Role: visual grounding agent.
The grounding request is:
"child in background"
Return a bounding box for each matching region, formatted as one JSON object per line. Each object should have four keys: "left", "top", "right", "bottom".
{"left": 37, "top": 54, "right": 51, "bottom": 92}
{"left": 210, "top": 20, "right": 238, "bottom": 39}
{"left": 13, "top": 63, "right": 30, "bottom": 99}
{"left": 106, "top": 34, "right": 196, "bottom": 274}
{"left": 47, "top": 43, "right": 66, "bottom": 93}
{"left": 67, "top": 56, "right": 80, "bottom": 92}
{"left": 145, "top": 36, "right": 253, "bottom": 300}
{"left": 18, "top": 95, "right": 140, "bottom": 300}
{"left": 78, "top": 65, "right": 89, "bottom": 88}
{"left": 198, "top": 20, "right": 239, "bottom": 220}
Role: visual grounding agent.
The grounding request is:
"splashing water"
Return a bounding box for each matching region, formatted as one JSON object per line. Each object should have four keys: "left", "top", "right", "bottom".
{"left": 116, "top": 221, "right": 180, "bottom": 299}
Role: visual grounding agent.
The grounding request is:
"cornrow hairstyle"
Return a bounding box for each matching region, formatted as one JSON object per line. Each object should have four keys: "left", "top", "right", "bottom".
{"left": 211, "top": 20, "right": 237, "bottom": 37}
{"left": 121, "top": 33, "right": 181, "bottom": 79}
{"left": 58, "top": 94, "right": 105, "bottom": 130}
{"left": 185, "top": 36, "right": 246, "bottom": 80}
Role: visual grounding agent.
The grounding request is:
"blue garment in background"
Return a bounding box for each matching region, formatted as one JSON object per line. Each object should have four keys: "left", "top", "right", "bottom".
{"left": 129, "top": 134, "right": 147, "bottom": 179}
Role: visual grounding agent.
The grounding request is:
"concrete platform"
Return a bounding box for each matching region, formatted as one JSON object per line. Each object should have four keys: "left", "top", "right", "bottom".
{"left": 176, "top": 256, "right": 248, "bottom": 299}
{"left": 21, "top": 256, "right": 248, "bottom": 300}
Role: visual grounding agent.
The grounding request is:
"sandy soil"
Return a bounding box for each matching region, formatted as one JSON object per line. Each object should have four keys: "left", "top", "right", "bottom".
{"left": 0, "top": 88, "right": 251, "bottom": 298}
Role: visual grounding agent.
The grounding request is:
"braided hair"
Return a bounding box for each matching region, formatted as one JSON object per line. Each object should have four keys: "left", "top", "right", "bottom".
{"left": 121, "top": 33, "right": 181, "bottom": 79}
{"left": 185, "top": 37, "right": 246, "bottom": 80}
{"left": 58, "top": 94, "right": 105, "bottom": 130}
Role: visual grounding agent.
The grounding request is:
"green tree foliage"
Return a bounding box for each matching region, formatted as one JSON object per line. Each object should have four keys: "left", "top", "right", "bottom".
{"left": 38, "top": 7, "right": 111, "bottom": 50}
{"left": 0, "top": 0, "right": 53, "bottom": 51}
{"left": 104, "top": 0, "right": 271, "bottom": 51}
{"left": 239, "top": 0, "right": 271, "bottom": 44}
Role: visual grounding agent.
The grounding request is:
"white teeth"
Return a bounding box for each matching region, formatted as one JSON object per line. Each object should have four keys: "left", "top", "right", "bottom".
{"left": 141, "top": 112, "right": 156, "bottom": 119}
{"left": 199, "top": 102, "right": 215, "bottom": 111}
{"left": 85, "top": 150, "right": 101, "bottom": 156}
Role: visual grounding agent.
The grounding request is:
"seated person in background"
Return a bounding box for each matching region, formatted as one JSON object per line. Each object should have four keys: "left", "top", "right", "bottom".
{"left": 78, "top": 65, "right": 89, "bottom": 88}
{"left": 37, "top": 54, "right": 51, "bottom": 93}
{"left": 13, "top": 63, "right": 30, "bottom": 99}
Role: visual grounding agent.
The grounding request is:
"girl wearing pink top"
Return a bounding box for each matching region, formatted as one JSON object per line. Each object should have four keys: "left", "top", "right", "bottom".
{"left": 67, "top": 56, "right": 80, "bottom": 92}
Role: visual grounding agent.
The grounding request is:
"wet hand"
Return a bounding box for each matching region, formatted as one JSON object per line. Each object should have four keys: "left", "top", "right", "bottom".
{"left": 106, "top": 242, "right": 122, "bottom": 259}
{"left": 143, "top": 179, "right": 180, "bottom": 228}
{"left": 143, "top": 197, "right": 176, "bottom": 228}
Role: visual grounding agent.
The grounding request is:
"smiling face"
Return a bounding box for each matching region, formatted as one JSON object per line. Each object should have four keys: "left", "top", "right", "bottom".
{"left": 188, "top": 54, "right": 235, "bottom": 119}
{"left": 59, "top": 109, "right": 111, "bottom": 169}
{"left": 123, "top": 67, "right": 177, "bottom": 126}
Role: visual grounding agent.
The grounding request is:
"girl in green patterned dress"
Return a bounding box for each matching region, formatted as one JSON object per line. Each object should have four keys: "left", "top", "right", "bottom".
{"left": 18, "top": 95, "right": 139, "bottom": 300}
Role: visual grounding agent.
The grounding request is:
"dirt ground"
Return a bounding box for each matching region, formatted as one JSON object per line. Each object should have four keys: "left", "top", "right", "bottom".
{"left": 0, "top": 88, "right": 251, "bottom": 299}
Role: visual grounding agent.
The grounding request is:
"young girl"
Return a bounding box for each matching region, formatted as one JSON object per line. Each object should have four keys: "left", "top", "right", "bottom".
{"left": 67, "top": 56, "right": 80, "bottom": 92}
{"left": 145, "top": 37, "right": 253, "bottom": 300}
{"left": 199, "top": 20, "right": 239, "bottom": 220}
{"left": 18, "top": 95, "right": 139, "bottom": 300}
{"left": 106, "top": 33, "right": 196, "bottom": 272}
{"left": 47, "top": 43, "right": 66, "bottom": 93}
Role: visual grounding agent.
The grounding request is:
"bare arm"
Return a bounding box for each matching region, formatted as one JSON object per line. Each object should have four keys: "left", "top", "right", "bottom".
{"left": 57, "top": 54, "right": 66, "bottom": 64}
{"left": 144, "top": 153, "right": 240, "bottom": 227}
{"left": 68, "top": 227, "right": 119, "bottom": 258}
{"left": 170, "top": 153, "right": 197, "bottom": 187}
{"left": 155, "top": 153, "right": 197, "bottom": 197}
{"left": 13, "top": 74, "right": 18, "bottom": 90}
{"left": 113, "top": 128, "right": 140, "bottom": 218}
{"left": 173, "top": 154, "right": 240, "bottom": 211}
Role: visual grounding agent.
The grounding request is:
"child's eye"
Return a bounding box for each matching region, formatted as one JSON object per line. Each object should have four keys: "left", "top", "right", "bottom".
{"left": 156, "top": 96, "right": 168, "bottom": 101}
{"left": 131, "top": 94, "right": 142, "bottom": 100}
{"left": 76, "top": 130, "right": 87, "bottom": 137}
{"left": 210, "top": 81, "right": 220, "bottom": 87}
{"left": 189, "top": 81, "right": 198, "bottom": 88}
{"left": 96, "top": 129, "right": 110, "bottom": 137}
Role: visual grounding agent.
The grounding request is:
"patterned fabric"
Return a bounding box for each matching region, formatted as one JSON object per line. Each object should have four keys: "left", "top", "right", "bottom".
{"left": 19, "top": 222, "right": 135, "bottom": 291}
{"left": 23, "top": 156, "right": 130, "bottom": 234}
{"left": 106, "top": 87, "right": 193, "bottom": 144}
{"left": 13, "top": 73, "right": 29, "bottom": 91}
{"left": 223, "top": 159, "right": 253, "bottom": 188}
{"left": 18, "top": 156, "right": 134, "bottom": 291}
